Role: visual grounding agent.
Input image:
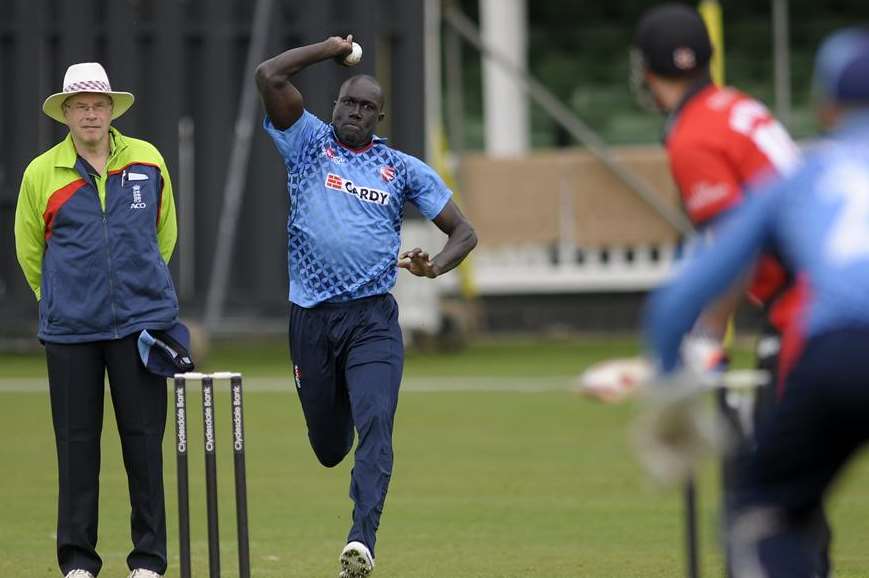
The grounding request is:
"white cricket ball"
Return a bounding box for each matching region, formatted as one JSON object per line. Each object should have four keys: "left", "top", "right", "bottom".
{"left": 343, "top": 42, "right": 363, "bottom": 66}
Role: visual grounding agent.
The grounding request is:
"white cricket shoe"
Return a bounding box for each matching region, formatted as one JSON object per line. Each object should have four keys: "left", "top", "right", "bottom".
{"left": 64, "top": 571, "right": 95, "bottom": 578}
{"left": 128, "top": 570, "right": 163, "bottom": 578}
{"left": 338, "top": 541, "right": 375, "bottom": 577}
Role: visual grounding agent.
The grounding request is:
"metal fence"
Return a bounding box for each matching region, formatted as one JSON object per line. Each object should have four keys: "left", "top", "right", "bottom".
{"left": 0, "top": 0, "right": 425, "bottom": 334}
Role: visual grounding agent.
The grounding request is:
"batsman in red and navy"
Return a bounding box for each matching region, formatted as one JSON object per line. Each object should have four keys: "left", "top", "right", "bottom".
{"left": 633, "top": 4, "right": 828, "bottom": 576}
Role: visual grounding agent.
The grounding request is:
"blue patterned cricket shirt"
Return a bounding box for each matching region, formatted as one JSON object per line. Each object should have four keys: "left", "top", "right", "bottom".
{"left": 263, "top": 111, "right": 452, "bottom": 308}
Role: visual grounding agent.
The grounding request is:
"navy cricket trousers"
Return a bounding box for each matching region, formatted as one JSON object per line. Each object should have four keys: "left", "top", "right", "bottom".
{"left": 289, "top": 293, "right": 404, "bottom": 555}
{"left": 45, "top": 334, "right": 168, "bottom": 577}
{"left": 730, "top": 328, "right": 869, "bottom": 577}
{"left": 721, "top": 324, "right": 831, "bottom": 578}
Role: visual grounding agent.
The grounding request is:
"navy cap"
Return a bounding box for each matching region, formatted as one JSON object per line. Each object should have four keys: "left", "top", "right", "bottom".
{"left": 138, "top": 322, "right": 195, "bottom": 378}
{"left": 813, "top": 27, "right": 869, "bottom": 104}
{"left": 634, "top": 3, "right": 713, "bottom": 78}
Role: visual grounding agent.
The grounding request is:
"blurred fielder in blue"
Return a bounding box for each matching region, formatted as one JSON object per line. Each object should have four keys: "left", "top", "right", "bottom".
{"left": 646, "top": 28, "right": 869, "bottom": 577}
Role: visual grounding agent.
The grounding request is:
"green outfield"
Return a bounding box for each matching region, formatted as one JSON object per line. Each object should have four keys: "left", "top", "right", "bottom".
{"left": 2, "top": 337, "right": 868, "bottom": 577}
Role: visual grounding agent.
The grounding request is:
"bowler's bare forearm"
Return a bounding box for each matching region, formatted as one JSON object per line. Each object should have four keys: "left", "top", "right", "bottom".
{"left": 431, "top": 222, "right": 477, "bottom": 276}
{"left": 255, "top": 37, "right": 352, "bottom": 130}
{"left": 430, "top": 201, "right": 478, "bottom": 277}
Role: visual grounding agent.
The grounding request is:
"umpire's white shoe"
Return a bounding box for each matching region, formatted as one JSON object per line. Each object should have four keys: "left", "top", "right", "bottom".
{"left": 128, "top": 570, "right": 162, "bottom": 578}
{"left": 338, "top": 541, "right": 375, "bottom": 577}
{"left": 64, "top": 571, "right": 95, "bottom": 578}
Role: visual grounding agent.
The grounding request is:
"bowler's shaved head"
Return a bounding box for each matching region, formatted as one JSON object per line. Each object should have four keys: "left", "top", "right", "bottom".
{"left": 339, "top": 75, "right": 384, "bottom": 110}
{"left": 332, "top": 74, "right": 386, "bottom": 148}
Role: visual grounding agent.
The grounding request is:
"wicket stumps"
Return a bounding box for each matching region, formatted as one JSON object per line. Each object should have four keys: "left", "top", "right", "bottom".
{"left": 174, "top": 372, "right": 251, "bottom": 578}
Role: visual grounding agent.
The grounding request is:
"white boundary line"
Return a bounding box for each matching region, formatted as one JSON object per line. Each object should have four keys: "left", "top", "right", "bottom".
{"left": 0, "top": 376, "right": 573, "bottom": 393}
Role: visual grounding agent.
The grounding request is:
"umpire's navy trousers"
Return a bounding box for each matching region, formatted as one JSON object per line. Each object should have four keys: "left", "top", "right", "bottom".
{"left": 45, "top": 334, "right": 168, "bottom": 577}
{"left": 289, "top": 293, "right": 403, "bottom": 555}
{"left": 731, "top": 328, "right": 869, "bottom": 577}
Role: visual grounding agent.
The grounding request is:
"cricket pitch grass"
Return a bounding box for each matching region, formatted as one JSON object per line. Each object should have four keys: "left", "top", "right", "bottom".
{"left": 1, "top": 337, "right": 867, "bottom": 577}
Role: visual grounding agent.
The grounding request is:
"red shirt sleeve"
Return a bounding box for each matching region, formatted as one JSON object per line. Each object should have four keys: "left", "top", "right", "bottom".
{"left": 669, "top": 142, "right": 744, "bottom": 227}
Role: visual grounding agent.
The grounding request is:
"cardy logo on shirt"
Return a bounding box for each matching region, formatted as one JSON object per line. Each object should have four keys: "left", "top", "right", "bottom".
{"left": 324, "top": 173, "right": 390, "bottom": 206}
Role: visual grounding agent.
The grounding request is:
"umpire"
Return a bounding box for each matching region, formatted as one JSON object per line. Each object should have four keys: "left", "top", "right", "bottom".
{"left": 256, "top": 35, "right": 477, "bottom": 578}
{"left": 14, "top": 63, "right": 180, "bottom": 578}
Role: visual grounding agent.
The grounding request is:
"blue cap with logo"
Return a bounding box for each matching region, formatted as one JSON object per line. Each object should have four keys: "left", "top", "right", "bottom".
{"left": 137, "top": 322, "right": 195, "bottom": 378}
{"left": 813, "top": 27, "right": 869, "bottom": 104}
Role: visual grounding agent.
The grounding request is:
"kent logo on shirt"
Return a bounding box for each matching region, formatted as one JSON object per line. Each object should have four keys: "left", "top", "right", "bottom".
{"left": 325, "top": 173, "right": 390, "bottom": 206}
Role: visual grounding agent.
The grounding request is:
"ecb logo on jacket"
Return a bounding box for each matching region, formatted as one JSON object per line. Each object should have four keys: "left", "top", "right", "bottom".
{"left": 130, "top": 184, "right": 146, "bottom": 209}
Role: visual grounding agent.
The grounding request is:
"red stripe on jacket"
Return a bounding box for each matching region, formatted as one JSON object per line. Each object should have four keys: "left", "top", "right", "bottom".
{"left": 43, "top": 179, "right": 87, "bottom": 240}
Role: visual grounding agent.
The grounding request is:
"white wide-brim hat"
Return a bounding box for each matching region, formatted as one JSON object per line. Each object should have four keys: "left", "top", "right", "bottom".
{"left": 42, "top": 62, "right": 135, "bottom": 124}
